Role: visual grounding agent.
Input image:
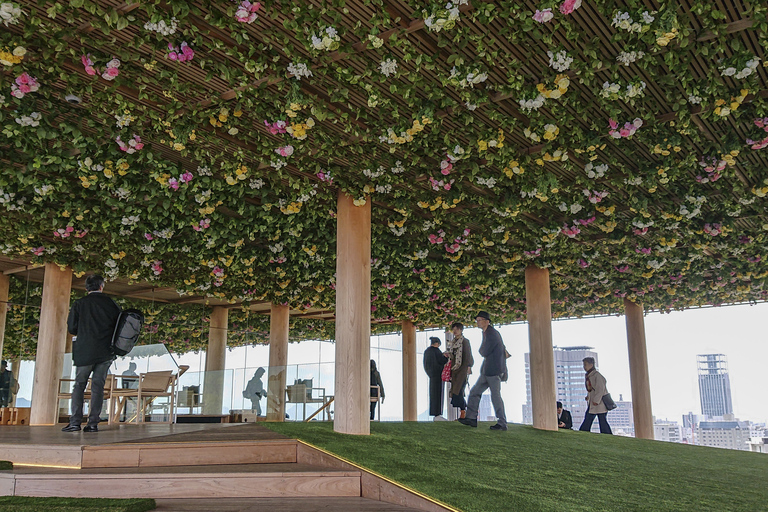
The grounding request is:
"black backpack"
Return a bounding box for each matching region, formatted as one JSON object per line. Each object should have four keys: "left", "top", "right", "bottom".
{"left": 112, "top": 308, "right": 145, "bottom": 356}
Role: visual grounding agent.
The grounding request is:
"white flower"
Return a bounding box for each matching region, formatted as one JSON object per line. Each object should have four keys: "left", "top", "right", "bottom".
{"left": 15, "top": 112, "right": 41, "bottom": 127}
{"left": 197, "top": 165, "right": 212, "bottom": 176}
{"left": 688, "top": 94, "right": 702, "bottom": 105}
{"left": 0, "top": 2, "right": 23, "bottom": 26}
{"left": 121, "top": 215, "right": 140, "bottom": 226}
{"left": 641, "top": 11, "right": 655, "bottom": 23}
{"left": 616, "top": 51, "right": 644, "bottom": 66}
{"left": 547, "top": 50, "right": 573, "bottom": 72}
{"left": 720, "top": 67, "right": 737, "bottom": 77}
{"left": 287, "top": 62, "right": 312, "bottom": 80}
{"left": 519, "top": 94, "right": 546, "bottom": 112}
{"left": 249, "top": 178, "right": 264, "bottom": 189}
{"left": 144, "top": 17, "right": 178, "bottom": 35}
{"left": 115, "top": 188, "right": 131, "bottom": 200}
{"left": 379, "top": 58, "right": 398, "bottom": 77}
{"left": 465, "top": 101, "right": 477, "bottom": 111}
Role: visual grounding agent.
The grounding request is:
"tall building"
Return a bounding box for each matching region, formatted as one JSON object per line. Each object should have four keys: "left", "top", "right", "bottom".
{"left": 523, "top": 346, "right": 598, "bottom": 428}
{"left": 697, "top": 354, "right": 733, "bottom": 418}
{"left": 610, "top": 394, "right": 635, "bottom": 436}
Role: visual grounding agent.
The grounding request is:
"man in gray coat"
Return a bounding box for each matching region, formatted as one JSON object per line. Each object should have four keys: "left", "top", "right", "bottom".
{"left": 459, "top": 311, "right": 507, "bottom": 431}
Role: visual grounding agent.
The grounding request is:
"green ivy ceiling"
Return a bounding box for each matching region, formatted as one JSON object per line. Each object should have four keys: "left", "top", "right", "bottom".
{"left": 2, "top": 0, "right": 768, "bottom": 335}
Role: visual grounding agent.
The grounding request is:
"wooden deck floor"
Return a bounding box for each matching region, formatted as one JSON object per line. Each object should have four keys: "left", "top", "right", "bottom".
{"left": 0, "top": 422, "right": 250, "bottom": 447}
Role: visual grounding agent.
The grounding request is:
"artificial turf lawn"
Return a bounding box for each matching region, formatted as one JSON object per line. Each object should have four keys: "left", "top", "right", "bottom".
{"left": 0, "top": 497, "right": 155, "bottom": 512}
{"left": 265, "top": 421, "right": 768, "bottom": 512}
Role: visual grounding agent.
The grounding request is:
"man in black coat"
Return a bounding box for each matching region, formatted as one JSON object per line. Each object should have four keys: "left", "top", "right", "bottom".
{"left": 423, "top": 337, "right": 449, "bottom": 421}
{"left": 62, "top": 275, "right": 121, "bottom": 432}
{"left": 557, "top": 401, "right": 573, "bottom": 429}
{"left": 459, "top": 311, "right": 508, "bottom": 430}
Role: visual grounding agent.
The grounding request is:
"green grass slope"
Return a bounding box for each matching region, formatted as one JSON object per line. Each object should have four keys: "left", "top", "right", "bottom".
{"left": 265, "top": 422, "right": 768, "bottom": 512}
{"left": 0, "top": 497, "right": 155, "bottom": 512}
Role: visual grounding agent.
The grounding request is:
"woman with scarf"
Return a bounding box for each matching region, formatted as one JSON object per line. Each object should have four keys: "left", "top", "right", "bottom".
{"left": 447, "top": 322, "right": 474, "bottom": 419}
{"left": 578, "top": 356, "right": 612, "bottom": 434}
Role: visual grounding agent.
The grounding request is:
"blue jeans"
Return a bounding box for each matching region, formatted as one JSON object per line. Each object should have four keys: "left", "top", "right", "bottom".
{"left": 579, "top": 406, "right": 612, "bottom": 434}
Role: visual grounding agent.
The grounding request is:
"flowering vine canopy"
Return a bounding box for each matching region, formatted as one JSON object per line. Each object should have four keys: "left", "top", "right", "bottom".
{"left": 1, "top": 0, "right": 768, "bottom": 340}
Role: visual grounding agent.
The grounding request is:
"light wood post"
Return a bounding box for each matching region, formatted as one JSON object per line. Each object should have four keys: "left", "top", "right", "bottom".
{"left": 202, "top": 306, "right": 228, "bottom": 415}
{"left": 525, "top": 264, "right": 557, "bottom": 431}
{"left": 266, "top": 303, "right": 289, "bottom": 422}
{"left": 624, "top": 298, "right": 653, "bottom": 439}
{"left": 402, "top": 320, "right": 417, "bottom": 421}
{"left": 334, "top": 192, "right": 371, "bottom": 435}
{"left": 30, "top": 263, "right": 72, "bottom": 425}
{"left": 0, "top": 272, "right": 9, "bottom": 360}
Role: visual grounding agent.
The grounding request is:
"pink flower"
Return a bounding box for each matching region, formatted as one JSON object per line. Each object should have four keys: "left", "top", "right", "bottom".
{"left": 180, "top": 171, "right": 194, "bottom": 183}
{"left": 144, "top": 233, "right": 154, "bottom": 241}
{"left": 235, "top": 0, "right": 261, "bottom": 23}
{"left": 559, "top": 0, "right": 581, "bottom": 15}
{"left": 578, "top": 258, "right": 589, "bottom": 268}
{"left": 167, "top": 42, "right": 194, "bottom": 62}
{"left": 168, "top": 178, "right": 180, "bottom": 190}
{"left": 533, "top": 8, "right": 554, "bottom": 23}
{"left": 102, "top": 67, "right": 120, "bottom": 80}
{"left": 615, "top": 265, "right": 629, "bottom": 273}
{"left": 32, "top": 246, "right": 45, "bottom": 256}
{"left": 151, "top": 260, "right": 163, "bottom": 275}
{"left": 82, "top": 55, "right": 98, "bottom": 75}
{"left": 275, "top": 145, "right": 294, "bottom": 157}
{"left": 264, "top": 120, "right": 287, "bottom": 135}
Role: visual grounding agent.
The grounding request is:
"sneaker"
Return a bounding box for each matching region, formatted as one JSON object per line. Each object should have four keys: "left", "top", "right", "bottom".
{"left": 61, "top": 424, "right": 81, "bottom": 432}
{"left": 433, "top": 415, "right": 448, "bottom": 422}
{"left": 490, "top": 423, "right": 508, "bottom": 431}
{"left": 83, "top": 425, "right": 99, "bottom": 433}
{"left": 458, "top": 418, "right": 477, "bottom": 427}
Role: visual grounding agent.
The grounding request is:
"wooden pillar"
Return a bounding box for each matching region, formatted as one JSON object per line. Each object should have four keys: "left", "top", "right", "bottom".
{"left": 334, "top": 192, "right": 371, "bottom": 435}
{"left": 401, "top": 320, "right": 417, "bottom": 421}
{"left": 266, "top": 303, "right": 289, "bottom": 421}
{"left": 525, "top": 265, "right": 557, "bottom": 431}
{"left": 0, "top": 272, "right": 8, "bottom": 360}
{"left": 202, "top": 306, "right": 228, "bottom": 415}
{"left": 30, "top": 263, "right": 72, "bottom": 425}
{"left": 624, "top": 298, "right": 653, "bottom": 439}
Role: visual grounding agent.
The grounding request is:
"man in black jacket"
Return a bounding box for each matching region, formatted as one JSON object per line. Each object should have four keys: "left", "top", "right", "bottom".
{"left": 423, "top": 337, "right": 449, "bottom": 421}
{"left": 557, "top": 401, "right": 573, "bottom": 429}
{"left": 459, "top": 311, "right": 508, "bottom": 430}
{"left": 62, "top": 275, "right": 121, "bottom": 432}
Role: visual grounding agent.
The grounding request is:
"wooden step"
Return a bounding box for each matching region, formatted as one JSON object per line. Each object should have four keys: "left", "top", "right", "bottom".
{"left": 82, "top": 440, "right": 298, "bottom": 468}
{"left": 153, "top": 497, "right": 428, "bottom": 511}
{"left": 8, "top": 463, "right": 362, "bottom": 499}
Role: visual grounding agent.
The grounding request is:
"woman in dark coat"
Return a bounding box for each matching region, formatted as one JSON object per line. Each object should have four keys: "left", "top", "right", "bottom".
{"left": 447, "top": 322, "right": 474, "bottom": 419}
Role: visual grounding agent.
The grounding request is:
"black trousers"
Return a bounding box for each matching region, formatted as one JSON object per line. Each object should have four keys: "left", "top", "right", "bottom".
{"left": 428, "top": 377, "right": 443, "bottom": 416}
{"left": 70, "top": 360, "right": 111, "bottom": 427}
{"left": 370, "top": 400, "right": 377, "bottom": 420}
{"left": 579, "top": 407, "right": 613, "bottom": 434}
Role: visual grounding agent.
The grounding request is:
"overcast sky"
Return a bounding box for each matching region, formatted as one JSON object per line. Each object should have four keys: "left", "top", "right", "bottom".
{"left": 473, "top": 301, "right": 768, "bottom": 425}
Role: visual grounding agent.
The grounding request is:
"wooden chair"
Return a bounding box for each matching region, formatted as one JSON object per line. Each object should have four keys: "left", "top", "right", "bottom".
{"left": 56, "top": 374, "right": 116, "bottom": 425}
{"left": 110, "top": 366, "right": 188, "bottom": 424}
{"left": 370, "top": 384, "right": 381, "bottom": 421}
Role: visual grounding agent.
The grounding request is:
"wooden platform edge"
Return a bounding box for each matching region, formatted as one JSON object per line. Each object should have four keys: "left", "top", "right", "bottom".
{"left": 295, "top": 441, "right": 459, "bottom": 512}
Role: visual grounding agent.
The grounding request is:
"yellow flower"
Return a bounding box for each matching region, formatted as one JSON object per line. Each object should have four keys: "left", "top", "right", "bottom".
{"left": 478, "top": 140, "right": 488, "bottom": 152}
{"left": 353, "top": 197, "right": 367, "bottom": 207}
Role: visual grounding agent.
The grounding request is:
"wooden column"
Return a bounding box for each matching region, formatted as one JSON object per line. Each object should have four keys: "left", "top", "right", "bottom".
{"left": 202, "top": 306, "right": 228, "bottom": 415}
{"left": 525, "top": 265, "right": 557, "bottom": 431}
{"left": 334, "top": 192, "right": 371, "bottom": 435}
{"left": 624, "top": 298, "right": 653, "bottom": 439}
{"left": 401, "top": 320, "right": 417, "bottom": 421}
{"left": 0, "top": 272, "right": 9, "bottom": 360}
{"left": 266, "top": 303, "right": 289, "bottom": 422}
{"left": 30, "top": 263, "right": 72, "bottom": 425}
